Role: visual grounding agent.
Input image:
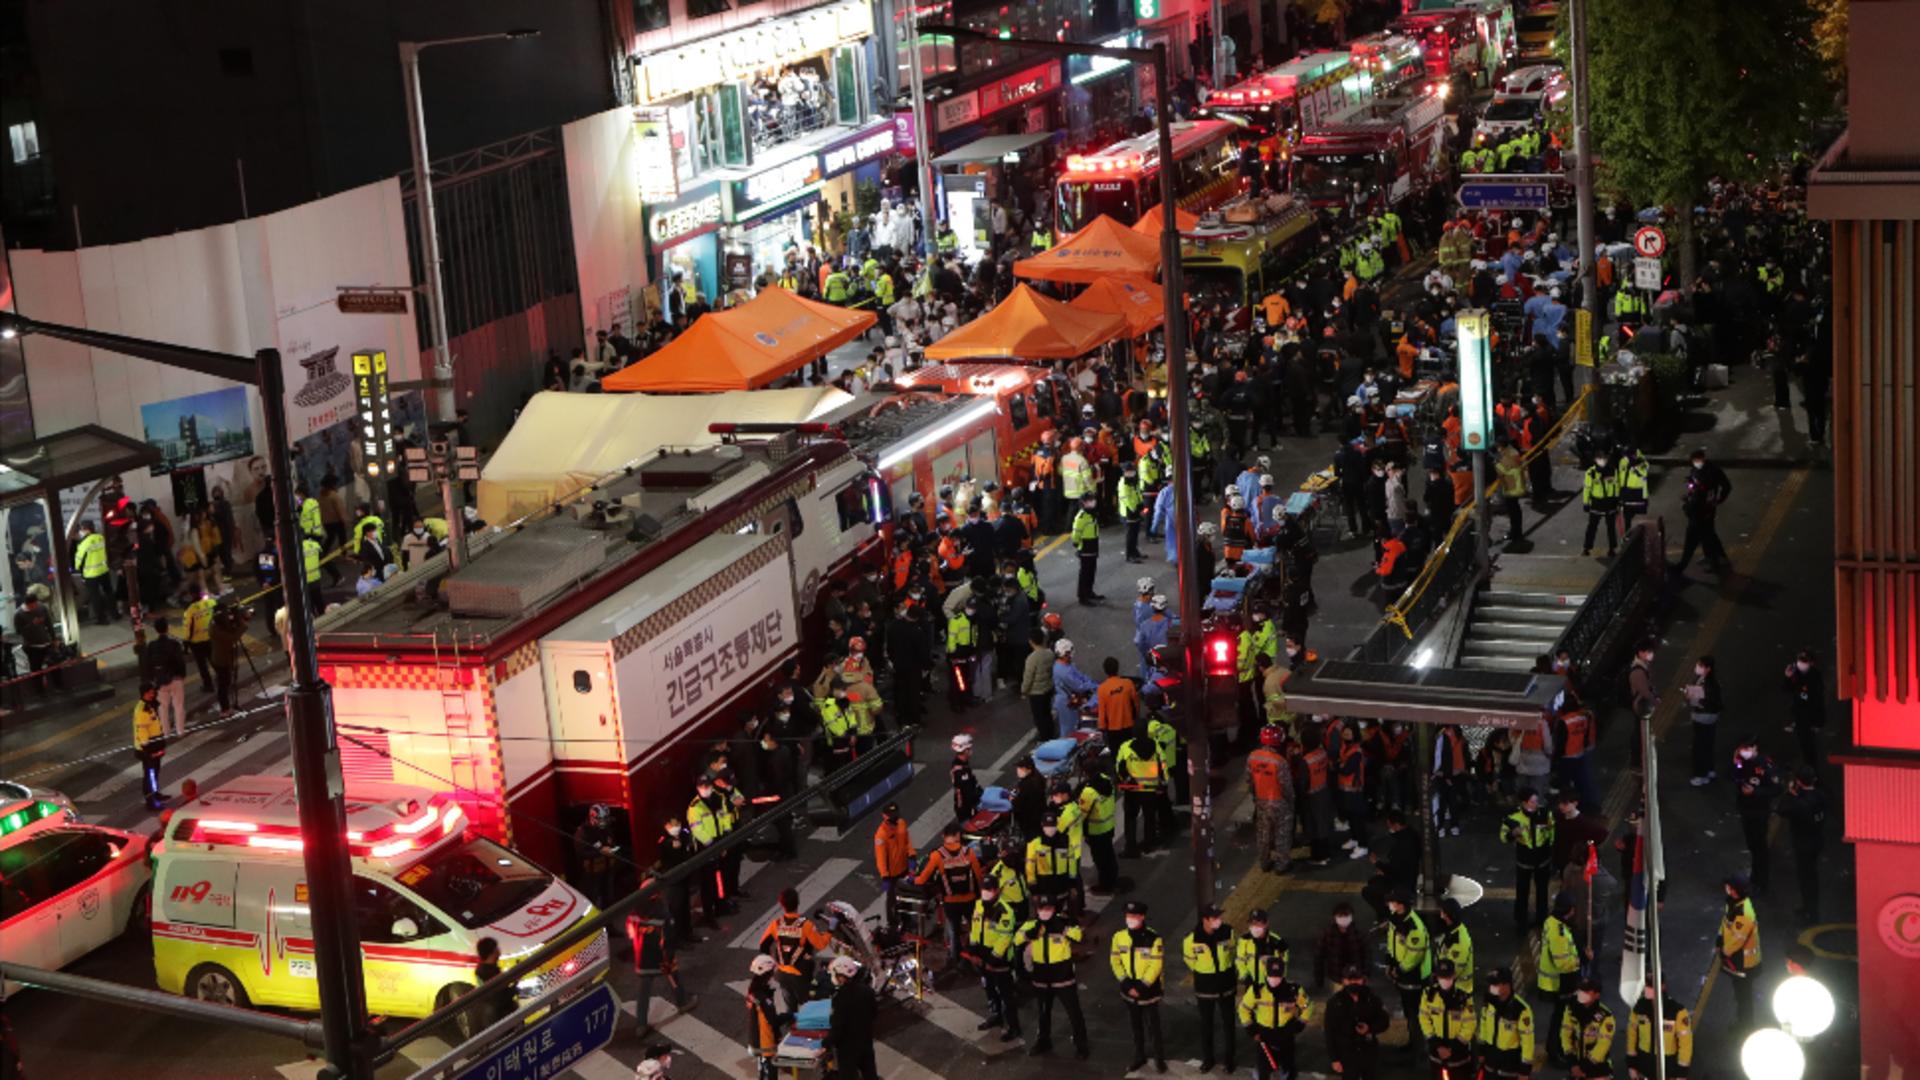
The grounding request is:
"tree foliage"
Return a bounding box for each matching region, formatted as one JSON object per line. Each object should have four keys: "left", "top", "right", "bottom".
{"left": 1810, "top": 0, "right": 1848, "bottom": 82}
{"left": 1583, "top": 0, "right": 1829, "bottom": 209}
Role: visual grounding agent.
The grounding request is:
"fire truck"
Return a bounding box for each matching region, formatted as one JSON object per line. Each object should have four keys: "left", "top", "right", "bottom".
{"left": 1347, "top": 32, "right": 1431, "bottom": 99}
{"left": 888, "top": 363, "right": 1075, "bottom": 490}
{"left": 1390, "top": 8, "right": 1485, "bottom": 85}
{"left": 1207, "top": 51, "right": 1370, "bottom": 138}
{"left": 1055, "top": 121, "right": 1239, "bottom": 237}
{"left": 314, "top": 439, "right": 884, "bottom": 873}
{"left": 1288, "top": 93, "right": 1450, "bottom": 215}
{"left": 1415, "top": 0, "right": 1517, "bottom": 74}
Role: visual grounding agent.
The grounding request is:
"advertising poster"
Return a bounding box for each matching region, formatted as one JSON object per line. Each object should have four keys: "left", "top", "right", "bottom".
{"left": 139, "top": 386, "right": 255, "bottom": 476}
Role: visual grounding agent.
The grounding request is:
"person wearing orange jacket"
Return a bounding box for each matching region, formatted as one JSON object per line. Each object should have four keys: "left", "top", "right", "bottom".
{"left": 1095, "top": 656, "right": 1142, "bottom": 744}
{"left": 873, "top": 803, "right": 912, "bottom": 929}
{"left": 916, "top": 824, "right": 985, "bottom": 969}
{"left": 758, "top": 886, "right": 831, "bottom": 1006}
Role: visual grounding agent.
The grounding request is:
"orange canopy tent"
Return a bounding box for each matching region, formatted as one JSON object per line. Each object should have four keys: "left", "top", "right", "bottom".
{"left": 923, "top": 283, "right": 1126, "bottom": 361}
{"left": 1133, "top": 204, "right": 1200, "bottom": 235}
{"left": 1069, "top": 275, "right": 1167, "bottom": 337}
{"left": 1012, "top": 214, "right": 1162, "bottom": 284}
{"left": 602, "top": 287, "right": 876, "bottom": 392}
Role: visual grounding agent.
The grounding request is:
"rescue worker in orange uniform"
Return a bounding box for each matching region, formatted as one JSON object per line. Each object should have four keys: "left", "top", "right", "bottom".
{"left": 758, "top": 886, "right": 831, "bottom": 1005}
{"left": 1248, "top": 725, "right": 1295, "bottom": 873}
{"left": 916, "top": 824, "right": 985, "bottom": 969}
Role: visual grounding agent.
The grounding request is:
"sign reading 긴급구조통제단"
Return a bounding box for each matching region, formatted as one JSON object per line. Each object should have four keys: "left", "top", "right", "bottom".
{"left": 643, "top": 554, "right": 796, "bottom": 728}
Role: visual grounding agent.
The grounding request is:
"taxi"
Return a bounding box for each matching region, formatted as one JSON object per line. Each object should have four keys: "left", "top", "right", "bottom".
{"left": 151, "top": 776, "right": 606, "bottom": 1031}
{"left": 0, "top": 780, "right": 77, "bottom": 842}
{"left": 0, "top": 809, "right": 152, "bottom": 983}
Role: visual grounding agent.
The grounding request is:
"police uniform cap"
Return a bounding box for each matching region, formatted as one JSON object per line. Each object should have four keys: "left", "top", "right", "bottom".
{"left": 1201, "top": 904, "right": 1225, "bottom": 919}
{"left": 1577, "top": 976, "right": 1602, "bottom": 993}
{"left": 1433, "top": 958, "right": 1456, "bottom": 978}
{"left": 1488, "top": 967, "right": 1514, "bottom": 986}
{"left": 1125, "top": 900, "right": 1149, "bottom": 916}
{"left": 1041, "top": 810, "right": 1060, "bottom": 826}
{"left": 1264, "top": 956, "right": 1286, "bottom": 976}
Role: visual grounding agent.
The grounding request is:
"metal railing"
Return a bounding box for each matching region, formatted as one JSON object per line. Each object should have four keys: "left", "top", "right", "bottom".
{"left": 1552, "top": 517, "right": 1663, "bottom": 696}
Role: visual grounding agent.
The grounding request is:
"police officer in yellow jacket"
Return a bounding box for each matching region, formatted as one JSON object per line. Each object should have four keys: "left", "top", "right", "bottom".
{"left": 1234, "top": 909, "right": 1288, "bottom": 991}
{"left": 131, "top": 684, "right": 167, "bottom": 810}
{"left": 1015, "top": 893, "right": 1087, "bottom": 1058}
{"left": 1110, "top": 900, "right": 1166, "bottom": 1071}
{"left": 1419, "top": 958, "right": 1477, "bottom": 1078}
{"left": 1539, "top": 893, "right": 1586, "bottom": 1061}
{"left": 1183, "top": 904, "right": 1237, "bottom": 1073}
{"left": 1434, "top": 896, "right": 1475, "bottom": 995}
{"left": 75, "top": 520, "right": 114, "bottom": 625}
{"left": 1477, "top": 968, "right": 1535, "bottom": 1079}
{"left": 1561, "top": 976, "right": 1617, "bottom": 1079}
{"left": 1582, "top": 447, "right": 1623, "bottom": 556}
{"left": 1719, "top": 874, "right": 1762, "bottom": 1027}
{"left": 1071, "top": 494, "right": 1102, "bottom": 604}
{"left": 1239, "top": 955, "right": 1311, "bottom": 1080}
{"left": 967, "top": 876, "right": 1024, "bottom": 1041}
{"left": 1385, "top": 888, "right": 1433, "bottom": 1054}
{"left": 1626, "top": 980, "right": 1692, "bottom": 1079}
{"left": 1116, "top": 730, "right": 1166, "bottom": 855}
{"left": 1502, "top": 789, "right": 1556, "bottom": 927}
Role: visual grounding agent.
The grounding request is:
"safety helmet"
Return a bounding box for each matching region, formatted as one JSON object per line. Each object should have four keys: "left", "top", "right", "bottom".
{"left": 951, "top": 733, "right": 974, "bottom": 754}
{"left": 750, "top": 954, "right": 777, "bottom": 976}
{"left": 1257, "top": 455, "right": 1271, "bottom": 468}
{"left": 1054, "top": 638, "right": 1075, "bottom": 657}
{"left": 1259, "top": 725, "right": 1285, "bottom": 748}
{"left": 1151, "top": 594, "right": 1168, "bottom": 611}
{"left": 1149, "top": 644, "right": 1170, "bottom": 667}
{"left": 1137, "top": 577, "right": 1156, "bottom": 593}
{"left": 1197, "top": 522, "right": 1218, "bottom": 537}
{"left": 1080, "top": 403, "right": 1095, "bottom": 417}
{"left": 1260, "top": 474, "right": 1274, "bottom": 487}
{"left": 1273, "top": 505, "right": 1288, "bottom": 523}
{"left": 830, "top": 956, "right": 863, "bottom": 979}
{"left": 588, "top": 803, "right": 612, "bottom": 827}
{"left": 636, "top": 1061, "right": 664, "bottom": 1079}
{"left": 847, "top": 635, "right": 866, "bottom": 652}
{"left": 1042, "top": 612, "right": 1064, "bottom": 631}
{"left": 1229, "top": 495, "right": 1246, "bottom": 510}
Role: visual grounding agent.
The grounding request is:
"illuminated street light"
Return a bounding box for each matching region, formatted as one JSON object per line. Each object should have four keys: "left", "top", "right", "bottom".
{"left": 1741, "top": 1026, "right": 1807, "bottom": 1080}
{"left": 1772, "top": 974, "right": 1836, "bottom": 1039}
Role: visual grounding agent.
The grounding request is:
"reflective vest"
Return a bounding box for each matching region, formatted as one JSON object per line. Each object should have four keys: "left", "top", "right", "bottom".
{"left": 298, "top": 498, "right": 323, "bottom": 539}
{"left": 1118, "top": 740, "right": 1165, "bottom": 793}
{"left": 1110, "top": 926, "right": 1165, "bottom": 1001}
{"left": 1612, "top": 289, "right": 1648, "bottom": 318}
{"left": 1234, "top": 932, "right": 1288, "bottom": 984}
{"left": 1421, "top": 984, "right": 1478, "bottom": 1046}
{"left": 946, "top": 613, "right": 976, "bottom": 653}
{"left": 1501, "top": 808, "right": 1555, "bottom": 865}
{"left": 1538, "top": 915, "right": 1580, "bottom": 992}
{"left": 1302, "top": 747, "right": 1330, "bottom": 793}
{"left": 1477, "top": 996, "right": 1536, "bottom": 1066}
{"left": 1025, "top": 834, "right": 1076, "bottom": 882}
{"left": 1336, "top": 741, "right": 1367, "bottom": 793}
{"left": 76, "top": 533, "right": 110, "bottom": 578}
{"left": 350, "top": 514, "right": 384, "bottom": 554}
{"left": 1072, "top": 509, "right": 1098, "bottom": 547}
{"left": 1719, "top": 898, "right": 1760, "bottom": 972}
{"left": 302, "top": 539, "right": 322, "bottom": 583}
{"left": 762, "top": 914, "right": 828, "bottom": 973}
{"left": 183, "top": 597, "right": 216, "bottom": 644}
{"left": 1560, "top": 709, "right": 1596, "bottom": 757}
{"left": 1030, "top": 228, "right": 1053, "bottom": 251}
{"left": 936, "top": 231, "right": 958, "bottom": 253}
{"left": 1562, "top": 1000, "right": 1617, "bottom": 1066}
{"left": 970, "top": 898, "right": 1020, "bottom": 962}
{"left": 1117, "top": 478, "right": 1143, "bottom": 517}
{"left": 1061, "top": 455, "right": 1093, "bottom": 499}
{"left": 1238, "top": 981, "right": 1312, "bottom": 1033}
{"left": 1182, "top": 927, "right": 1237, "bottom": 997}
{"left": 1076, "top": 784, "right": 1116, "bottom": 836}
{"left": 1388, "top": 912, "right": 1432, "bottom": 986}
{"left": 131, "top": 701, "right": 164, "bottom": 750}
{"left": 1015, "top": 917, "right": 1082, "bottom": 987}
{"left": 687, "top": 794, "right": 724, "bottom": 844}
{"left": 1582, "top": 465, "right": 1622, "bottom": 506}
{"left": 1138, "top": 449, "right": 1163, "bottom": 488}
{"left": 1627, "top": 1001, "right": 1693, "bottom": 1066}
{"left": 1252, "top": 621, "right": 1278, "bottom": 661}
{"left": 1247, "top": 747, "right": 1288, "bottom": 803}
{"left": 987, "top": 858, "right": 1025, "bottom": 905}
{"left": 820, "top": 699, "right": 855, "bottom": 740}
{"left": 1437, "top": 923, "right": 1474, "bottom": 994}
{"left": 1017, "top": 566, "right": 1041, "bottom": 603}
{"left": 1619, "top": 457, "right": 1650, "bottom": 496}
{"left": 1236, "top": 630, "right": 1257, "bottom": 683}
{"left": 1148, "top": 716, "right": 1177, "bottom": 775}
{"left": 824, "top": 271, "right": 851, "bottom": 302}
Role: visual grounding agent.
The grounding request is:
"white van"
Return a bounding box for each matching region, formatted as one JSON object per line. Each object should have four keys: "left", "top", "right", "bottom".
{"left": 151, "top": 776, "right": 606, "bottom": 1030}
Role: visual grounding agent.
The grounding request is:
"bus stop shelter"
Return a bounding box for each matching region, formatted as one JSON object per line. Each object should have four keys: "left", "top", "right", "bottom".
{"left": 1, "top": 424, "right": 161, "bottom": 651}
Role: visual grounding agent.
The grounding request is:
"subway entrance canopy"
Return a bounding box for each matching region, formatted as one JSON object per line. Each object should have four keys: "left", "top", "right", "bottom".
{"left": 1282, "top": 660, "right": 1565, "bottom": 729}
{"left": 0, "top": 424, "right": 161, "bottom": 510}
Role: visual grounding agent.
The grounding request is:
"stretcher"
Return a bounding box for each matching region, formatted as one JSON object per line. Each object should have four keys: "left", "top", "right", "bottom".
{"left": 960, "top": 786, "right": 1016, "bottom": 851}
{"left": 771, "top": 999, "right": 833, "bottom": 1074}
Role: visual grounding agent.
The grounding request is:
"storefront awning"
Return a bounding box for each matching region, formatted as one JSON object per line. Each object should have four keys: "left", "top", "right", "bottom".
{"left": 0, "top": 425, "right": 161, "bottom": 509}
{"left": 932, "top": 132, "right": 1052, "bottom": 166}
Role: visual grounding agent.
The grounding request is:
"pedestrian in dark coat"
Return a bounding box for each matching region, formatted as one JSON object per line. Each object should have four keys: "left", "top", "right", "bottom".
{"left": 826, "top": 958, "right": 879, "bottom": 1080}
{"left": 1312, "top": 903, "right": 1372, "bottom": 990}
{"left": 1323, "top": 965, "right": 1389, "bottom": 1078}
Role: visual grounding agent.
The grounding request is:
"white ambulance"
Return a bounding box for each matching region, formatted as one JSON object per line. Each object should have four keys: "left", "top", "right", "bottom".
{"left": 150, "top": 776, "right": 606, "bottom": 1029}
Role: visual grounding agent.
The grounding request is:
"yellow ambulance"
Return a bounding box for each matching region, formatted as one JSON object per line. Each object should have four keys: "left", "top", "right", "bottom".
{"left": 150, "top": 776, "right": 606, "bottom": 1030}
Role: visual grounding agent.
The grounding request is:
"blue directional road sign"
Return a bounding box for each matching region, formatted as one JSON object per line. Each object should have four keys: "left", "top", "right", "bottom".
{"left": 449, "top": 982, "right": 619, "bottom": 1080}
{"left": 1456, "top": 177, "right": 1552, "bottom": 211}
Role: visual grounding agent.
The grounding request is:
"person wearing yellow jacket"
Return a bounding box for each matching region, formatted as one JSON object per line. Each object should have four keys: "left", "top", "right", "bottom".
{"left": 1420, "top": 957, "right": 1478, "bottom": 1076}
{"left": 1015, "top": 893, "right": 1087, "bottom": 1058}
{"left": 1239, "top": 955, "right": 1311, "bottom": 1080}
{"left": 1626, "top": 980, "right": 1692, "bottom": 1079}
{"left": 1384, "top": 889, "right": 1432, "bottom": 1054}
{"left": 181, "top": 590, "right": 218, "bottom": 693}
{"left": 1538, "top": 893, "right": 1585, "bottom": 1059}
{"left": 1110, "top": 900, "right": 1166, "bottom": 1072}
{"left": 1477, "top": 967, "right": 1535, "bottom": 1079}
{"left": 1183, "top": 904, "right": 1237, "bottom": 1073}
{"left": 968, "top": 876, "right": 1024, "bottom": 1041}
{"left": 1561, "top": 976, "right": 1617, "bottom": 1079}
{"left": 1718, "top": 875, "right": 1762, "bottom": 1027}
{"left": 74, "top": 520, "right": 114, "bottom": 625}
{"left": 131, "top": 684, "right": 167, "bottom": 810}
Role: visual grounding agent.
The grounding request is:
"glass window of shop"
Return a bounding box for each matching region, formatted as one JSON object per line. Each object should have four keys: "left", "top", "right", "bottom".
{"left": 951, "top": 0, "right": 1128, "bottom": 72}
{"left": 740, "top": 48, "right": 867, "bottom": 154}
{"left": 724, "top": 201, "right": 821, "bottom": 295}
{"left": 895, "top": 1, "right": 957, "bottom": 89}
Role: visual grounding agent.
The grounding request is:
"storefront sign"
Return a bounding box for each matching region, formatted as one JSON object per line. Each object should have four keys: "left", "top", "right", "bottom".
{"left": 646, "top": 183, "right": 725, "bottom": 252}
{"left": 1135, "top": 0, "right": 1161, "bottom": 19}
{"left": 731, "top": 157, "right": 823, "bottom": 217}
{"left": 1455, "top": 310, "right": 1493, "bottom": 451}
{"left": 634, "top": 107, "right": 680, "bottom": 203}
{"left": 633, "top": 0, "right": 874, "bottom": 104}
{"left": 818, "top": 124, "right": 896, "bottom": 179}
{"left": 1877, "top": 894, "right": 1920, "bottom": 959}
{"left": 934, "top": 92, "right": 980, "bottom": 133}
{"left": 978, "top": 62, "right": 1063, "bottom": 119}
{"left": 352, "top": 350, "right": 395, "bottom": 480}
{"left": 1072, "top": 33, "right": 1137, "bottom": 85}
{"left": 893, "top": 111, "right": 917, "bottom": 151}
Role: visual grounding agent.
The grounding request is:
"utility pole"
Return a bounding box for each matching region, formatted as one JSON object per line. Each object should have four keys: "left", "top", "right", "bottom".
{"left": 1210, "top": 0, "right": 1227, "bottom": 88}
{"left": 1641, "top": 717, "right": 1668, "bottom": 1080}
{"left": 904, "top": 5, "right": 940, "bottom": 259}
{"left": 1567, "top": 0, "right": 1601, "bottom": 386}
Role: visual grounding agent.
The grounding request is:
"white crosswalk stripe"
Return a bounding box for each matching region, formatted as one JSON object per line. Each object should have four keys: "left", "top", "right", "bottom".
{"left": 563, "top": 1049, "right": 642, "bottom": 1080}
{"left": 71, "top": 729, "right": 216, "bottom": 805}
{"left": 728, "top": 857, "right": 863, "bottom": 950}
{"left": 621, "top": 998, "right": 755, "bottom": 1079}
{"left": 902, "top": 988, "right": 1021, "bottom": 1056}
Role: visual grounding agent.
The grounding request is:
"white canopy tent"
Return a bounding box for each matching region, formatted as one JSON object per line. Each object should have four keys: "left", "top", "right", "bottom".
{"left": 476, "top": 387, "right": 851, "bottom": 523}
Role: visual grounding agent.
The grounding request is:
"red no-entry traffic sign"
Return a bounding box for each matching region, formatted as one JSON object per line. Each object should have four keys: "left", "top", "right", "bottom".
{"left": 1633, "top": 226, "right": 1666, "bottom": 259}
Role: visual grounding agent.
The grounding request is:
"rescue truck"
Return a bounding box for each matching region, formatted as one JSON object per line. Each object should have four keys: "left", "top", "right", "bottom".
{"left": 1347, "top": 32, "right": 1431, "bottom": 99}
{"left": 1179, "top": 194, "right": 1322, "bottom": 327}
{"left": 887, "top": 363, "right": 1075, "bottom": 490}
{"left": 149, "top": 777, "right": 603, "bottom": 1031}
{"left": 1514, "top": 0, "right": 1560, "bottom": 63}
{"left": 1390, "top": 8, "right": 1485, "bottom": 85}
{"left": 1207, "top": 51, "right": 1370, "bottom": 138}
{"left": 1288, "top": 93, "right": 1450, "bottom": 215}
{"left": 1416, "top": 0, "right": 1517, "bottom": 75}
{"left": 314, "top": 439, "right": 883, "bottom": 873}
{"left": 1054, "top": 121, "right": 1239, "bottom": 237}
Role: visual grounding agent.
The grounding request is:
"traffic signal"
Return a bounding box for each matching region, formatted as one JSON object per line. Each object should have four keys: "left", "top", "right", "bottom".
{"left": 1203, "top": 630, "right": 1237, "bottom": 678}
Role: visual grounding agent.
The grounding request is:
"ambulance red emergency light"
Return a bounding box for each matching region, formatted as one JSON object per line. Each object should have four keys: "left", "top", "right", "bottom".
{"left": 314, "top": 440, "right": 881, "bottom": 873}
{"left": 1390, "top": 9, "right": 1483, "bottom": 82}
{"left": 1054, "top": 121, "right": 1239, "bottom": 238}
{"left": 1208, "top": 51, "right": 1370, "bottom": 139}
{"left": 1347, "top": 32, "right": 1431, "bottom": 99}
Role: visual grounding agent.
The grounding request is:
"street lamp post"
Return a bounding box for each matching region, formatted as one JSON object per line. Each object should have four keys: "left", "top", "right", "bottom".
{"left": 397, "top": 29, "right": 539, "bottom": 568}
{"left": 0, "top": 313, "right": 375, "bottom": 1079}
{"left": 916, "top": 27, "right": 1216, "bottom": 907}
{"left": 1566, "top": 0, "right": 1601, "bottom": 383}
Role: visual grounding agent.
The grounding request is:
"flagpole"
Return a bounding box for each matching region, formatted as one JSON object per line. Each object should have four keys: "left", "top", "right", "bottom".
{"left": 1642, "top": 718, "right": 1667, "bottom": 1080}
{"left": 1585, "top": 840, "right": 1595, "bottom": 961}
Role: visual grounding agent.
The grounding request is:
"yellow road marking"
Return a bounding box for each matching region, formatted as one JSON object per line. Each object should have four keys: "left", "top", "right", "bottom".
{"left": 1797, "top": 923, "right": 1857, "bottom": 962}
{"left": 0, "top": 703, "right": 125, "bottom": 766}
{"left": 1034, "top": 534, "right": 1070, "bottom": 561}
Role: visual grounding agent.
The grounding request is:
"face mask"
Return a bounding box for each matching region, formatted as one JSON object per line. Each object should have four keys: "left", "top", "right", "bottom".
{"left": 1249, "top": 926, "right": 1266, "bottom": 938}
{"left": 413, "top": 527, "right": 425, "bottom": 536}
{"left": 1043, "top": 827, "right": 1057, "bottom": 837}
{"left": 1335, "top": 916, "right": 1353, "bottom": 929}
{"left": 1266, "top": 977, "right": 1284, "bottom": 988}
{"left": 667, "top": 824, "right": 682, "bottom": 835}
{"left": 1796, "top": 660, "right": 1810, "bottom": 671}
{"left": 1738, "top": 748, "right": 1756, "bottom": 760}
{"left": 1578, "top": 993, "right": 1598, "bottom": 1006}
{"left": 1126, "top": 917, "right": 1144, "bottom": 931}
{"left": 1037, "top": 908, "right": 1057, "bottom": 920}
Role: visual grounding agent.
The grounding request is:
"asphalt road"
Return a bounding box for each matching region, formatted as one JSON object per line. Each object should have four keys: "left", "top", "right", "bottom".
{"left": 2, "top": 357, "right": 1860, "bottom": 1079}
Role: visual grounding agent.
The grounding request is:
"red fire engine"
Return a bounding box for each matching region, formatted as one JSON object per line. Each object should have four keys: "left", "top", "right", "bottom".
{"left": 1289, "top": 93, "right": 1450, "bottom": 215}
{"left": 888, "top": 363, "right": 1075, "bottom": 489}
